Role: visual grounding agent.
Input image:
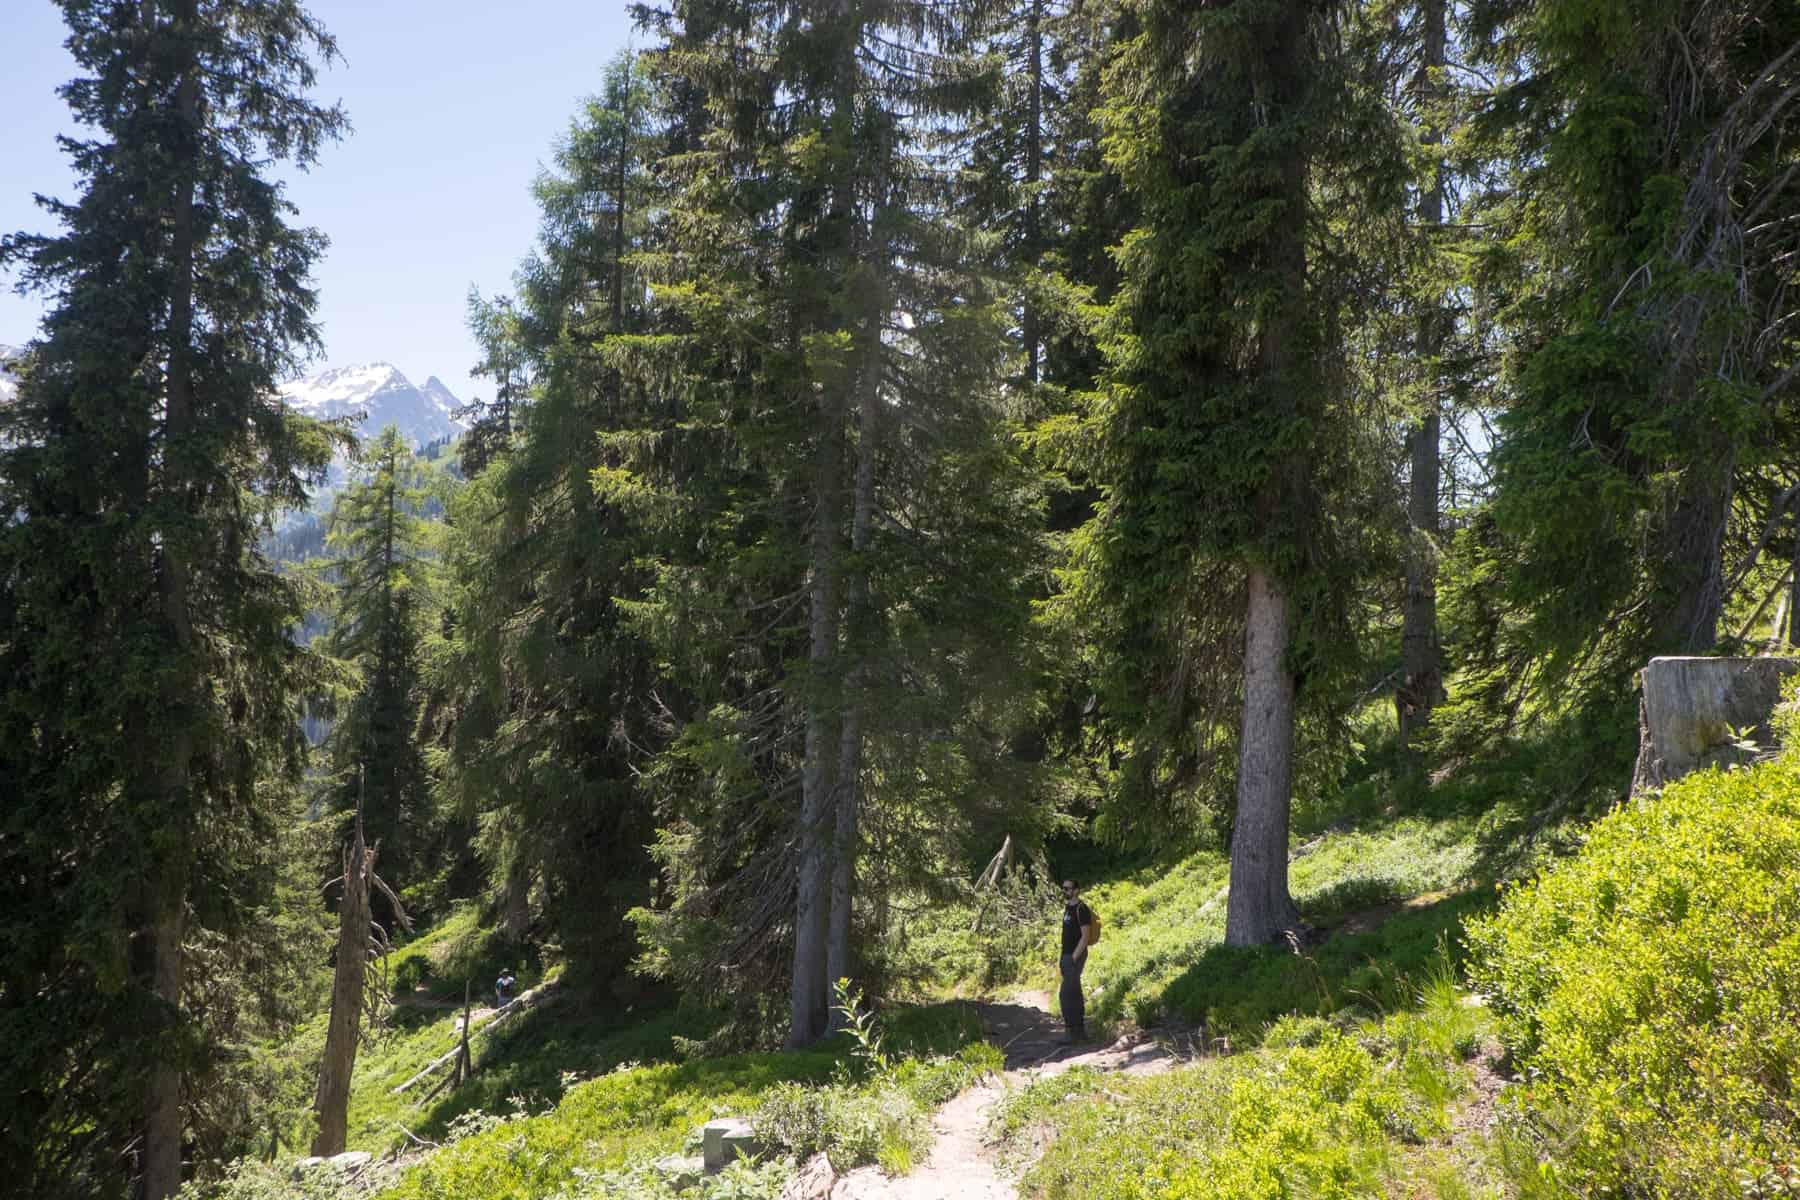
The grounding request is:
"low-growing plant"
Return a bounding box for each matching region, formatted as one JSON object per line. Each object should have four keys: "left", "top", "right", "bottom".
{"left": 748, "top": 998, "right": 996, "bottom": 1175}
{"left": 175, "top": 1160, "right": 355, "bottom": 1200}
{"left": 751, "top": 1078, "right": 930, "bottom": 1173}
{"left": 1017, "top": 1028, "right": 1447, "bottom": 1199}
{"left": 984, "top": 1066, "right": 1105, "bottom": 1160}
{"left": 1469, "top": 753, "right": 1800, "bottom": 1198}
{"left": 559, "top": 1154, "right": 794, "bottom": 1200}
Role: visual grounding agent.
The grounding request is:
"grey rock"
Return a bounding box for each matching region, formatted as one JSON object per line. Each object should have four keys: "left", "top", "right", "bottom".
{"left": 781, "top": 1152, "right": 836, "bottom": 1200}
{"left": 290, "top": 1156, "right": 326, "bottom": 1178}
{"left": 653, "top": 1153, "right": 706, "bottom": 1192}
{"left": 1632, "top": 656, "right": 1799, "bottom": 794}
{"left": 701, "top": 1116, "right": 762, "bottom": 1172}
{"left": 328, "top": 1150, "right": 374, "bottom": 1171}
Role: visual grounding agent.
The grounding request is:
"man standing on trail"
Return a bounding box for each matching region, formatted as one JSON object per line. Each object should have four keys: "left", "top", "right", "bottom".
{"left": 495, "top": 968, "right": 516, "bottom": 1007}
{"left": 1059, "top": 880, "right": 1096, "bottom": 1043}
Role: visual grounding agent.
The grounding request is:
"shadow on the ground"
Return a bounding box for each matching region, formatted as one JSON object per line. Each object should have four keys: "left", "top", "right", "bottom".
{"left": 974, "top": 1000, "right": 1147, "bottom": 1071}
{"left": 1153, "top": 888, "right": 1497, "bottom": 1048}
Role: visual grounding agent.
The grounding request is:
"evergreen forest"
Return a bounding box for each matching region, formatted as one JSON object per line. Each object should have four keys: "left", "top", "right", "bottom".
{"left": 2, "top": 0, "right": 1798, "bottom": 1198}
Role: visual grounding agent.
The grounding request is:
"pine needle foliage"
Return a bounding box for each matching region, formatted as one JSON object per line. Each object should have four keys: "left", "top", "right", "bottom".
{"left": 0, "top": 1, "right": 345, "bottom": 1194}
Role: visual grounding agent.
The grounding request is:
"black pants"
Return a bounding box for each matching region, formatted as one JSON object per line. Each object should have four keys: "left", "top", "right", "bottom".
{"left": 1059, "top": 952, "right": 1086, "bottom": 1036}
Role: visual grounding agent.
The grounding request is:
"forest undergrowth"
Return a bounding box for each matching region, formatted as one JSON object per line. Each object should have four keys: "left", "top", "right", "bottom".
{"left": 183, "top": 700, "right": 1673, "bottom": 1200}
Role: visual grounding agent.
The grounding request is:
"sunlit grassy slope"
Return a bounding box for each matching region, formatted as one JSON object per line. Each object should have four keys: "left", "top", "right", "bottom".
{"left": 902, "top": 705, "right": 1633, "bottom": 1046}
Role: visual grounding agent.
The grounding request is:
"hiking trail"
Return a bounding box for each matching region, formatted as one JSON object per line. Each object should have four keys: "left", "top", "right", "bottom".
{"left": 824, "top": 992, "right": 1173, "bottom": 1200}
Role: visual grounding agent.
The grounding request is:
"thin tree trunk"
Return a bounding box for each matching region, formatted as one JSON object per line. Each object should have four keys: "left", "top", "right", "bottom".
{"left": 1658, "top": 459, "right": 1734, "bottom": 653}
{"left": 141, "top": 901, "right": 187, "bottom": 1200}
{"left": 457, "top": 982, "right": 473, "bottom": 1082}
{"left": 827, "top": 318, "right": 882, "bottom": 1012}
{"left": 143, "top": 10, "right": 201, "bottom": 1192}
{"left": 790, "top": 387, "right": 842, "bottom": 1047}
{"left": 1022, "top": 0, "right": 1044, "bottom": 385}
{"left": 1397, "top": 0, "right": 1446, "bottom": 745}
{"left": 312, "top": 813, "right": 374, "bottom": 1157}
{"left": 1224, "top": 566, "right": 1302, "bottom": 945}
{"left": 1788, "top": 521, "right": 1800, "bottom": 647}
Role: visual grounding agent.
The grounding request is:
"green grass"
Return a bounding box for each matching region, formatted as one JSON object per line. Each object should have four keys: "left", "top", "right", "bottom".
{"left": 995, "top": 977, "right": 1499, "bottom": 1200}
{"left": 251, "top": 900, "right": 710, "bottom": 1155}
{"left": 376, "top": 1047, "right": 843, "bottom": 1200}
{"left": 1026, "top": 810, "right": 1494, "bottom": 1038}
{"left": 897, "top": 700, "right": 1635, "bottom": 1054}
{"left": 374, "top": 1001, "right": 992, "bottom": 1200}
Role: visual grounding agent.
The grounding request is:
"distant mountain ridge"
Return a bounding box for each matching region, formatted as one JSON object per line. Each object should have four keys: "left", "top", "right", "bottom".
{"left": 0, "top": 353, "right": 465, "bottom": 454}
{"left": 279, "top": 362, "right": 466, "bottom": 449}
{"left": 0, "top": 345, "right": 20, "bottom": 407}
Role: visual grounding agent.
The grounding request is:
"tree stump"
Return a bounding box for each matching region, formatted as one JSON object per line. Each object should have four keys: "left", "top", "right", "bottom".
{"left": 1631, "top": 656, "right": 1799, "bottom": 795}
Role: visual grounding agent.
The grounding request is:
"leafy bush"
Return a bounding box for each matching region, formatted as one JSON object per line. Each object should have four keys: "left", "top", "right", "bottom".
{"left": 1014, "top": 1020, "right": 1468, "bottom": 1200}
{"left": 752, "top": 1081, "right": 927, "bottom": 1174}
{"left": 1468, "top": 754, "right": 1800, "bottom": 1197}
{"left": 558, "top": 1155, "right": 793, "bottom": 1200}
{"left": 750, "top": 1006, "right": 997, "bottom": 1174}
{"left": 376, "top": 1050, "right": 841, "bottom": 1200}
{"left": 176, "top": 1160, "right": 366, "bottom": 1200}
{"left": 984, "top": 1066, "right": 1104, "bottom": 1159}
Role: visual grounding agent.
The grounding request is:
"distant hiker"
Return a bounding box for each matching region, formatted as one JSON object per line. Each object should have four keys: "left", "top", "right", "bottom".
{"left": 1059, "top": 880, "right": 1096, "bottom": 1043}
{"left": 495, "top": 969, "right": 516, "bottom": 1007}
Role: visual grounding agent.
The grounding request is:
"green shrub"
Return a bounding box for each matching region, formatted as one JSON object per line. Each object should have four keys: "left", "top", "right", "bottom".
{"left": 1017, "top": 1027, "right": 1447, "bottom": 1200}
{"left": 1468, "top": 756, "right": 1800, "bottom": 1197}
{"left": 749, "top": 1041, "right": 997, "bottom": 1172}
{"left": 557, "top": 1155, "right": 793, "bottom": 1200}
{"left": 176, "top": 1160, "right": 362, "bottom": 1200}
{"left": 984, "top": 1066, "right": 1105, "bottom": 1158}
{"left": 376, "top": 1050, "right": 840, "bottom": 1200}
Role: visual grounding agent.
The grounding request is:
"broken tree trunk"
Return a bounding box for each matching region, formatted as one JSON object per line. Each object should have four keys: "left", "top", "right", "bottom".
{"left": 312, "top": 789, "right": 408, "bottom": 1156}
{"left": 312, "top": 813, "right": 374, "bottom": 1156}
{"left": 1631, "top": 656, "right": 1800, "bottom": 795}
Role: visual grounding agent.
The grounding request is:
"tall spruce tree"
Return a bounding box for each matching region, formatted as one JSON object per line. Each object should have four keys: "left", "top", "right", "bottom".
{"left": 1466, "top": 0, "right": 1800, "bottom": 691}
{"left": 621, "top": 0, "right": 1043, "bottom": 1043}
{"left": 1396, "top": 0, "right": 1449, "bottom": 743}
{"left": 432, "top": 51, "right": 667, "bottom": 982}
{"left": 1092, "top": 0, "right": 1405, "bottom": 942}
{"left": 0, "top": 2, "right": 343, "bottom": 1195}
{"left": 317, "top": 426, "right": 439, "bottom": 921}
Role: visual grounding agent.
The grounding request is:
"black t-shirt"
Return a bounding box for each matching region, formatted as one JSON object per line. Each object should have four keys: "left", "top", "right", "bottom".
{"left": 1061, "top": 900, "right": 1095, "bottom": 957}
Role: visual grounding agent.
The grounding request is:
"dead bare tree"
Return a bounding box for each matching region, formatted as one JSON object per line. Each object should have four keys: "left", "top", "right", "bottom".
{"left": 311, "top": 781, "right": 409, "bottom": 1157}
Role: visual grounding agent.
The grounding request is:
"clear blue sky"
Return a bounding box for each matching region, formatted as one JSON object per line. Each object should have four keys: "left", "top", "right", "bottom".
{"left": 0, "top": 0, "right": 637, "bottom": 404}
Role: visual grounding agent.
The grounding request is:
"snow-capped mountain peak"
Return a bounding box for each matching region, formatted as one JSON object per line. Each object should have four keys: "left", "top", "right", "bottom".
{"left": 0, "top": 345, "right": 22, "bottom": 407}
{"left": 279, "top": 361, "right": 466, "bottom": 449}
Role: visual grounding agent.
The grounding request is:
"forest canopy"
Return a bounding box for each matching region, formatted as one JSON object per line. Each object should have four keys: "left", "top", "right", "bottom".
{"left": 0, "top": 0, "right": 1795, "bottom": 1196}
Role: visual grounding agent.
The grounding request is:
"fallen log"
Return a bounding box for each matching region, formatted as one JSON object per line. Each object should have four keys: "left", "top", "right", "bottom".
{"left": 389, "top": 992, "right": 530, "bottom": 1095}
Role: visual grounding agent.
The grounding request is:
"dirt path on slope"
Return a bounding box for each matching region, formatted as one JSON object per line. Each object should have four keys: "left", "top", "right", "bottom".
{"left": 827, "top": 994, "right": 1172, "bottom": 1200}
